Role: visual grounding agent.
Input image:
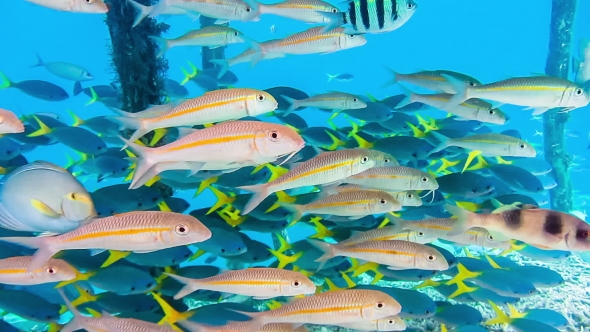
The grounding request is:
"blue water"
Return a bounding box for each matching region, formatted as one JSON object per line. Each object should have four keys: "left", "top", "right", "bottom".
{"left": 2, "top": 0, "right": 590, "bottom": 330}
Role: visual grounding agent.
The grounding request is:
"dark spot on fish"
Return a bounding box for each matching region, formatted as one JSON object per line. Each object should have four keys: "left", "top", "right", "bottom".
{"left": 576, "top": 229, "right": 590, "bottom": 240}
{"left": 130, "top": 287, "right": 136, "bottom": 291}
{"left": 97, "top": 146, "right": 102, "bottom": 150}
{"left": 146, "top": 282, "right": 153, "bottom": 287}
{"left": 221, "top": 249, "right": 226, "bottom": 253}
{"left": 486, "top": 185, "right": 491, "bottom": 190}
{"left": 425, "top": 310, "right": 430, "bottom": 314}
{"left": 543, "top": 212, "right": 563, "bottom": 235}
{"left": 412, "top": 153, "right": 417, "bottom": 158}
{"left": 138, "top": 203, "right": 143, "bottom": 207}
{"left": 237, "top": 247, "right": 242, "bottom": 251}
{"left": 502, "top": 209, "right": 522, "bottom": 229}
{"left": 253, "top": 257, "right": 258, "bottom": 261}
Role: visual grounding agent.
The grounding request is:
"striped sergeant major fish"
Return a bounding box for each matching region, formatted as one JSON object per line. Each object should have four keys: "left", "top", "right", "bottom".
{"left": 320, "top": 0, "right": 418, "bottom": 34}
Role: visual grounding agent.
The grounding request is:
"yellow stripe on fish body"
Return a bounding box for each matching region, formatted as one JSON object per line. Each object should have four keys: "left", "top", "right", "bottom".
{"left": 166, "top": 268, "right": 316, "bottom": 300}
{"left": 245, "top": 289, "right": 401, "bottom": 327}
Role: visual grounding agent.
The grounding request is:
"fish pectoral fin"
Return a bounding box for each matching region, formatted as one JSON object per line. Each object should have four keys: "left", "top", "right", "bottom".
{"left": 488, "top": 230, "right": 511, "bottom": 242}
{"left": 530, "top": 107, "right": 551, "bottom": 115}
{"left": 133, "top": 249, "right": 160, "bottom": 254}
{"left": 89, "top": 249, "right": 107, "bottom": 256}
{"left": 386, "top": 265, "right": 406, "bottom": 270}
{"left": 30, "top": 199, "right": 62, "bottom": 218}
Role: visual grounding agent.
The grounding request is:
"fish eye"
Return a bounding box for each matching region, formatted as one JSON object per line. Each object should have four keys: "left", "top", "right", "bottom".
{"left": 175, "top": 224, "right": 188, "bottom": 235}
{"left": 579, "top": 230, "right": 590, "bottom": 238}
{"left": 84, "top": 0, "right": 94, "bottom": 3}
{"left": 376, "top": 302, "right": 384, "bottom": 309}
{"left": 418, "top": 232, "right": 425, "bottom": 236}
{"left": 246, "top": 7, "right": 252, "bottom": 11}
{"left": 379, "top": 198, "right": 387, "bottom": 205}
{"left": 348, "top": 34, "right": 356, "bottom": 38}
{"left": 384, "top": 158, "right": 390, "bottom": 163}
{"left": 407, "top": 2, "right": 414, "bottom": 8}
{"left": 487, "top": 234, "right": 494, "bottom": 240}
{"left": 292, "top": 280, "right": 301, "bottom": 287}
{"left": 353, "top": 98, "right": 358, "bottom": 102}
{"left": 257, "top": 94, "right": 266, "bottom": 101}
{"left": 519, "top": 144, "right": 526, "bottom": 149}
{"left": 331, "top": 8, "right": 338, "bottom": 12}
{"left": 234, "top": 32, "right": 239, "bottom": 36}
{"left": 70, "top": 193, "right": 76, "bottom": 199}
{"left": 426, "top": 254, "right": 436, "bottom": 261}
{"left": 529, "top": 290, "right": 534, "bottom": 294}
{"left": 421, "top": 177, "right": 429, "bottom": 182}
{"left": 575, "top": 88, "right": 583, "bottom": 96}
{"left": 407, "top": 193, "right": 413, "bottom": 198}
{"left": 488, "top": 109, "right": 495, "bottom": 115}
{"left": 268, "top": 130, "right": 281, "bottom": 141}
{"left": 388, "top": 320, "right": 394, "bottom": 323}
{"left": 360, "top": 156, "right": 369, "bottom": 164}
{"left": 46, "top": 267, "right": 57, "bottom": 274}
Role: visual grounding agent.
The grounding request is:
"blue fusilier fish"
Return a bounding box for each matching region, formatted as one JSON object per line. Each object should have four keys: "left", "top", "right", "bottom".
{"left": 87, "top": 264, "right": 157, "bottom": 295}
{"left": 0, "top": 161, "right": 96, "bottom": 233}
{"left": 0, "top": 72, "right": 69, "bottom": 101}
{"left": 433, "top": 301, "right": 483, "bottom": 326}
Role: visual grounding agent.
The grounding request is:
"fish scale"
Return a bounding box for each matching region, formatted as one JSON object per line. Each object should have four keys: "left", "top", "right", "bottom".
{"left": 117, "top": 88, "right": 277, "bottom": 143}
{"left": 287, "top": 189, "right": 401, "bottom": 217}
{"left": 0, "top": 211, "right": 212, "bottom": 271}
{"left": 310, "top": 238, "right": 449, "bottom": 270}
{"left": 74, "top": 317, "right": 175, "bottom": 332}
{"left": 261, "top": 27, "right": 366, "bottom": 55}
{"left": 259, "top": 0, "right": 339, "bottom": 23}
{"left": 246, "top": 289, "right": 401, "bottom": 327}
{"left": 239, "top": 149, "right": 376, "bottom": 214}
{"left": 124, "top": 120, "right": 304, "bottom": 189}
{"left": 0, "top": 256, "right": 77, "bottom": 285}
{"left": 344, "top": 166, "right": 438, "bottom": 191}
{"left": 167, "top": 267, "right": 315, "bottom": 299}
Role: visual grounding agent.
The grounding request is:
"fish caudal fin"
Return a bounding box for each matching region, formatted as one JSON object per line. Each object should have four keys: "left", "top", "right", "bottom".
{"left": 0, "top": 72, "right": 12, "bottom": 89}
{"left": 118, "top": 136, "right": 156, "bottom": 190}
{"left": 441, "top": 74, "right": 469, "bottom": 108}
{"left": 209, "top": 59, "right": 230, "bottom": 79}
{"left": 278, "top": 202, "right": 303, "bottom": 225}
{"left": 237, "top": 183, "right": 271, "bottom": 215}
{"left": 31, "top": 53, "right": 44, "bottom": 68}
{"left": 428, "top": 130, "right": 451, "bottom": 155}
{"left": 57, "top": 288, "right": 84, "bottom": 332}
{"left": 164, "top": 273, "right": 200, "bottom": 300}
{"left": 445, "top": 204, "right": 477, "bottom": 236}
{"left": 110, "top": 117, "right": 148, "bottom": 143}
{"left": 128, "top": 0, "right": 156, "bottom": 28}
{"left": 306, "top": 239, "right": 336, "bottom": 271}
{"left": 149, "top": 36, "right": 170, "bottom": 58}
{"left": 394, "top": 85, "right": 417, "bottom": 109}
{"left": 0, "top": 236, "right": 55, "bottom": 271}
{"left": 280, "top": 95, "right": 300, "bottom": 116}
{"left": 319, "top": 12, "right": 345, "bottom": 33}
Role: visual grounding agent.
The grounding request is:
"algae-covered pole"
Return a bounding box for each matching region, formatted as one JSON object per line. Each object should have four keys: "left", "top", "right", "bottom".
{"left": 104, "top": 0, "right": 169, "bottom": 112}
{"left": 543, "top": 0, "right": 577, "bottom": 212}
{"left": 104, "top": 0, "right": 172, "bottom": 198}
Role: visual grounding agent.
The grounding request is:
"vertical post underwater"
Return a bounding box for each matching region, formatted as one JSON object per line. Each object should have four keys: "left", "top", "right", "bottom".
{"left": 104, "top": 0, "right": 173, "bottom": 197}
{"left": 543, "top": 0, "right": 577, "bottom": 212}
